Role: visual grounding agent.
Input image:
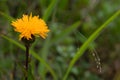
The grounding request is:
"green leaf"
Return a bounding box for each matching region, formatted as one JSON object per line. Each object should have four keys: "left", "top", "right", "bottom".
{"left": 62, "top": 10, "right": 120, "bottom": 80}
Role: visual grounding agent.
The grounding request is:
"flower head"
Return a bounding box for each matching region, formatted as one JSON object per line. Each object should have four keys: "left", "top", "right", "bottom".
{"left": 11, "top": 13, "right": 50, "bottom": 40}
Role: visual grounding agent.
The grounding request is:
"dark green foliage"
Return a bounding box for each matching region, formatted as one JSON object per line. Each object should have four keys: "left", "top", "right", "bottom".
{"left": 0, "top": 0, "right": 120, "bottom": 80}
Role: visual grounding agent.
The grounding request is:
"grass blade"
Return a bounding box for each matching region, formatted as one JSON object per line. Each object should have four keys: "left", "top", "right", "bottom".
{"left": 0, "top": 11, "right": 15, "bottom": 22}
{"left": 42, "top": 0, "right": 58, "bottom": 21}
{"left": 63, "top": 10, "right": 120, "bottom": 80}
{"left": 50, "top": 21, "right": 81, "bottom": 45}
{"left": 38, "top": 0, "right": 59, "bottom": 78}
{"left": 75, "top": 31, "right": 101, "bottom": 72}
{"left": 38, "top": 33, "right": 52, "bottom": 79}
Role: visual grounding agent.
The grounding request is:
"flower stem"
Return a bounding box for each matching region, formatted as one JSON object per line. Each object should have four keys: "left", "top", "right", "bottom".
{"left": 25, "top": 44, "right": 30, "bottom": 80}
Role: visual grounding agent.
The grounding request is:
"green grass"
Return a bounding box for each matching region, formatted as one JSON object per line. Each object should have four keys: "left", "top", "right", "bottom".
{"left": 62, "top": 10, "right": 120, "bottom": 80}
{"left": 0, "top": 0, "right": 120, "bottom": 80}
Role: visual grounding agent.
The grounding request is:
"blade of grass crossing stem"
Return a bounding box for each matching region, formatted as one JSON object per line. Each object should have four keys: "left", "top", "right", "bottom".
{"left": 0, "top": 34, "right": 57, "bottom": 80}
{"left": 50, "top": 21, "right": 81, "bottom": 45}
{"left": 0, "top": 34, "right": 25, "bottom": 50}
{"left": 62, "top": 10, "right": 120, "bottom": 80}
{"left": 42, "top": 0, "right": 58, "bottom": 21}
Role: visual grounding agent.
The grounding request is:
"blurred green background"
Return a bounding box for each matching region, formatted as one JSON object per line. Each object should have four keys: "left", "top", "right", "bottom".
{"left": 0, "top": 0, "right": 120, "bottom": 80}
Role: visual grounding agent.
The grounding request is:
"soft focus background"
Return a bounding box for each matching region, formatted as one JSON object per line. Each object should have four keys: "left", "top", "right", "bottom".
{"left": 0, "top": 0, "right": 120, "bottom": 80}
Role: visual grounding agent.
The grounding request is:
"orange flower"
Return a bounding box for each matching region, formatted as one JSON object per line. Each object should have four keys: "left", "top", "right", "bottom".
{"left": 11, "top": 13, "right": 50, "bottom": 40}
